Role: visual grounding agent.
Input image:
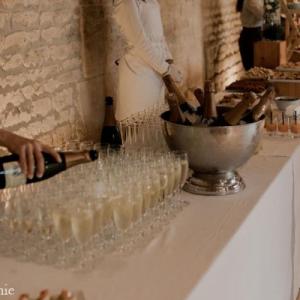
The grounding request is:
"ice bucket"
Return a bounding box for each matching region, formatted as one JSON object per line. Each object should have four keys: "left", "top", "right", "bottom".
{"left": 161, "top": 111, "right": 264, "bottom": 196}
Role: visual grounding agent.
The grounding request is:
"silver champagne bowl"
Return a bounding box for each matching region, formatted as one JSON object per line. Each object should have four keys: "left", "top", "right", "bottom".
{"left": 161, "top": 111, "right": 265, "bottom": 196}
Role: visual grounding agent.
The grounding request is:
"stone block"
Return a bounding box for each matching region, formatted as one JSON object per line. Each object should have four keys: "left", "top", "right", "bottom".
{"left": 12, "top": 11, "right": 39, "bottom": 31}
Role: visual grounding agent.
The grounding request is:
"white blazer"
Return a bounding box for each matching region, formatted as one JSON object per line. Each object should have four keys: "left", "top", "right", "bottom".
{"left": 113, "top": 0, "right": 172, "bottom": 121}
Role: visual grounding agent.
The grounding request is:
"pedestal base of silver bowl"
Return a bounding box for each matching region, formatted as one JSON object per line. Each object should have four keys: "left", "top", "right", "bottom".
{"left": 183, "top": 171, "right": 245, "bottom": 196}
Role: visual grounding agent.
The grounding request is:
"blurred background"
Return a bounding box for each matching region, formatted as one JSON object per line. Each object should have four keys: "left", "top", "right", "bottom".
{"left": 0, "top": 0, "right": 243, "bottom": 143}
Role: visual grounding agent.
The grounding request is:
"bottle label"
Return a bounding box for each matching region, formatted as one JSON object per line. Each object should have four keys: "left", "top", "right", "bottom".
{"left": 3, "top": 161, "right": 26, "bottom": 188}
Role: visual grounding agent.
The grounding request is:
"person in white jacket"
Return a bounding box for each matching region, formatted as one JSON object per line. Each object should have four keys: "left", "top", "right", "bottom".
{"left": 237, "top": 0, "right": 264, "bottom": 70}
{"left": 113, "top": 0, "right": 182, "bottom": 121}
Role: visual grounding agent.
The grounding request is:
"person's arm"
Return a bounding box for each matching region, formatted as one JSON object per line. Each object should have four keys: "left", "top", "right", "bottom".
{"left": 0, "top": 129, "right": 61, "bottom": 179}
{"left": 113, "top": 0, "right": 170, "bottom": 75}
{"left": 245, "top": 0, "right": 264, "bottom": 19}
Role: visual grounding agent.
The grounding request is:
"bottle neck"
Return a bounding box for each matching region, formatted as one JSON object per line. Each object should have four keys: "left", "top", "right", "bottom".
{"left": 203, "top": 91, "right": 217, "bottom": 119}
{"left": 64, "top": 151, "right": 94, "bottom": 169}
{"left": 194, "top": 88, "right": 204, "bottom": 106}
{"left": 103, "top": 105, "right": 117, "bottom": 127}
{"left": 203, "top": 80, "right": 217, "bottom": 119}
{"left": 163, "top": 75, "right": 186, "bottom": 104}
{"left": 167, "top": 95, "right": 184, "bottom": 123}
{"left": 252, "top": 88, "right": 274, "bottom": 121}
{"left": 224, "top": 93, "right": 256, "bottom": 125}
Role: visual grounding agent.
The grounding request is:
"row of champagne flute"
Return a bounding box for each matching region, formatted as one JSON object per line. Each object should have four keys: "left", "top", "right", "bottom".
{"left": 119, "top": 102, "right": 169, "bottom": 150}
{"left": 48, "top": 101, "right": 168, "bottom": 152}
{"left": 0, "top": 147, "right": 189, "bottom": 268}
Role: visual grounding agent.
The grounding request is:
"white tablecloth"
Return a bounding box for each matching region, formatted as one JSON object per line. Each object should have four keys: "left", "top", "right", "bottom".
{"left": 1, "top": 138, "right": 300, "bottom": 300}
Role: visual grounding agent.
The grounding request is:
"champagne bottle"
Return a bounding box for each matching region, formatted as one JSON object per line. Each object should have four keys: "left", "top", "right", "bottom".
{"left": 163, "top": 75, "right": 199, "bottom": 124}
{"left": 194, "top": 88, "right": 204, "bottom": 106}
{"left": 212, "top": 92, "right": 257, "bottom": 126}
{"left": 223, "top": 92, "right": 257, "bottom": 125}
{"left": 0, "top": 150, "right": 98, "bottom": 189}
{"left": 203, "top": 80, "right": 217, "bottom": 122}
{"left": 101, "top": 96, "right": 122, "bottom": 147}
{"left": 166, "top": 93, "right": 187, "bottom": 124}
{"left": 251, "top": 86, "right": 275, "bottom": 121}
{"left": 193, "top": 88, "right": 204, "bottom": 116}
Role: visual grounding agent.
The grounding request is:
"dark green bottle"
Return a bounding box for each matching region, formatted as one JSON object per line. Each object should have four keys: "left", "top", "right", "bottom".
{"left": 101, "top": 97, "right": 122, "bottom": 148}
{"left": 0, "top": 150, "right": 98, "bottom": 189}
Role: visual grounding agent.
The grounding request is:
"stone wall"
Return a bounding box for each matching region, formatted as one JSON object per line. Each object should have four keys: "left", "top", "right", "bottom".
{"left": 0, "top": 0, "right": 105, "bottom": 144}
{"left": 0, "top": 0, "right": 243, "bottom": 144}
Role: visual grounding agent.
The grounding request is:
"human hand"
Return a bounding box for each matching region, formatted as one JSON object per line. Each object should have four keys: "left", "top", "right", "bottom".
{"left": 0, "top": 130, "right": 61, "bottom": 179}
{"left": 18, "top": 288, "right": 83, "bottom": 300}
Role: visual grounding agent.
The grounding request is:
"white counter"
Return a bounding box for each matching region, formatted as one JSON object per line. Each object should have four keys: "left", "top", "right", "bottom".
{"left": 0, "top": 137, "right": 299, "bottom": 300}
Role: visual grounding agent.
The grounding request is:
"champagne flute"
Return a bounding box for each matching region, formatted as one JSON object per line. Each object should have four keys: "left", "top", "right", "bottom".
{"left": 112, "top": 190, "right": 133, "bottom": 232}
{"left": 173, "top": 157, "right": 182, "bottom": 194}
{"left": 156, "top": 159, "right": 169, "bottom": 205}
{"left": 173, "top": 151, "right": 189, "bottom": 189}
{"left": 71, "top": 205, "right": 94, "bottom": 268}
{"left": 148, "top": 170, "right": 160, "bottom": 209}
{"left": 52, "top": 205, "right": 72, "bottom": 267}
{"left": 130, "top": 181, "right": 143, "bottom": 222}
{"left": 172, "top": 151, "right": 189, "bottom": 209}
{"left": 141, "top": 175, "right": 152, "bottom": 214}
